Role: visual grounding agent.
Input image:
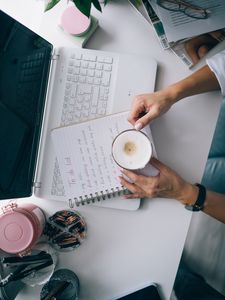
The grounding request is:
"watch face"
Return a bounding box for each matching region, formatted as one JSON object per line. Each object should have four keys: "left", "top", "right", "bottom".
{"left": 185, "top": 205, "right": 194, "bottom": 211}
{"left": 185, "top": 204, "right": 201, "bottom": 212}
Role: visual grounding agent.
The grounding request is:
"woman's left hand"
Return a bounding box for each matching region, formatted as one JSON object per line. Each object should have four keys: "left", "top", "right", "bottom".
{"left": 118, "top": 157, "right": 198, "bottom": 205}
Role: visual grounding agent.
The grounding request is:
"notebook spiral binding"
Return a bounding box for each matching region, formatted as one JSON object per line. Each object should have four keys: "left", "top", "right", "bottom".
{"left": 68, "top": 186, "right": 130, "bottom": 208}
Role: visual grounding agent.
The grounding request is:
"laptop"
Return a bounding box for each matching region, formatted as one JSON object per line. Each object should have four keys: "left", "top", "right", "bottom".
{"left": 0, "top": 10, "right": 157, "bottom": 210}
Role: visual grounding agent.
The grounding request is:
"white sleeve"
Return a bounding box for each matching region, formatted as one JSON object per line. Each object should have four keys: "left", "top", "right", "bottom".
{"left": 206, "top": 50, "right": 225, "bottom": 96}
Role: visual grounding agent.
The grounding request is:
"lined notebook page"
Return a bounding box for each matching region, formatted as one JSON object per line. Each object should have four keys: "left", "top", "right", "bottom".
{"left": 51, "top": 111, "right": 155, "bottom": 200}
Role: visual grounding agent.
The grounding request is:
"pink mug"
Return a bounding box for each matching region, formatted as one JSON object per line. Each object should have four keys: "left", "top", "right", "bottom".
{"left": 0, "top": 202, "right": 45, "bottom": 255}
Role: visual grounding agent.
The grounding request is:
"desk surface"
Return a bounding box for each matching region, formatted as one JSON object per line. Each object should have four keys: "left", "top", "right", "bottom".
{"left": 0, "top": 0, "right": 224, "bottom": 299}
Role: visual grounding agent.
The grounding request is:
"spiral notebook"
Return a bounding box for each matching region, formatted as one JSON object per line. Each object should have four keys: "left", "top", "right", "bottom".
{"left": 51, "top": 111, "right": 157, "bottom": 209}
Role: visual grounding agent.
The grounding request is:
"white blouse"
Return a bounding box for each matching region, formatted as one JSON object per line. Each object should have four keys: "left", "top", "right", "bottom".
{"left": 207, "top": 50, "right": 225, "bottom": 96}
{"left": 184, "top": 49, "right": 225, "bottom": 297}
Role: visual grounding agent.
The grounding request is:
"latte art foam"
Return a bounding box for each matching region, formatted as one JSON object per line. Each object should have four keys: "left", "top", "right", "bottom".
{"left": 124, "top": 141, "right": 137, "bottom": 156}
{"left": 112, "top": 130, "right": 152, "bottom": 170}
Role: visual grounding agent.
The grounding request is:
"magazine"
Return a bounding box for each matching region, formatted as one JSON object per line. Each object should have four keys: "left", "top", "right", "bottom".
{"left": 171, "top": 29, "right": 225, "bottom": 68}
{"left": 134, "top": 0, "right": 225, "bottom": 68}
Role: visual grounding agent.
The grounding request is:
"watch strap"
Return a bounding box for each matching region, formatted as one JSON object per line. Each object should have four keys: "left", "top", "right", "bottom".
{"left": 185, "top": 183, "right": 206, "bottom": 212}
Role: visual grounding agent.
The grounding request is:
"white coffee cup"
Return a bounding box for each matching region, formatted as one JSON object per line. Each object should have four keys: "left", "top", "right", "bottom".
{"left": 112, "top": 129, "right": 153, "bottom": 170}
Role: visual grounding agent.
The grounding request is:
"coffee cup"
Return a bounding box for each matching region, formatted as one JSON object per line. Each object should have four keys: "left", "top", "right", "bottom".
{"left": 112, "top": 129, "right": 159, "bottom": 178}
{"left": 112, "top": 129, "right": 153, "bottom": 170}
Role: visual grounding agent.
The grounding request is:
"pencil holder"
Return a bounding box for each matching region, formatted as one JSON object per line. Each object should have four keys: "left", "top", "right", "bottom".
{"left": 43, "top": 210, "right": 87, "bottom": 252}
{"left": 60, "top": 6, "right": 91, "bottom": 36}
{"left": 59, "top": 5, "right": 99, "bottom": 47}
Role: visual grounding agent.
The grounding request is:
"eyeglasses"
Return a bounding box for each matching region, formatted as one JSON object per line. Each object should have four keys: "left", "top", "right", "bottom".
{"left": 156, "top": 0, "right": 210, "bottom": 19}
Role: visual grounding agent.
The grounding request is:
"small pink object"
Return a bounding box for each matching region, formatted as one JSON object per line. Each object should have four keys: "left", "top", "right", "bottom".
{"left": 61, "top": 6, "right": 91, "bottom": 36}
{"left": 0, "top": 203, "right": 45, "bottom": 255}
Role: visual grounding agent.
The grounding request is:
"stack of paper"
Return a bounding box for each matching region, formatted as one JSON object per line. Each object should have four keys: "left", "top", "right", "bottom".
{"left": 130, "top": 0, "right": 225, "bottom": 68}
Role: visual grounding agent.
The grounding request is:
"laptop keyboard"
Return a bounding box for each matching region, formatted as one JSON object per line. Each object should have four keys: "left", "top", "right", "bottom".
{"left": 60, "top": 53, "right": 113, "bottom": 126}
{"left": 51, "top": 52, "right": 114, "bottom": 196}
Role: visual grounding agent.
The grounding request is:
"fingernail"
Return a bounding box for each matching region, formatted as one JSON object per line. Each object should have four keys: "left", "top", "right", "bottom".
{"left": 135, "top": 122, "right": 142, "bottom": 130}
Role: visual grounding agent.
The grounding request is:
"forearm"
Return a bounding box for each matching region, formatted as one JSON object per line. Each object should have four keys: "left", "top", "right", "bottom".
{"left": 203, "top": 191, "right": 225, "bottom": 223}
{"left": 164, "top": 65, "right": 221, "bottom": 103}
{"left": 180, "top": 184, "right": 225, "bottom": 224}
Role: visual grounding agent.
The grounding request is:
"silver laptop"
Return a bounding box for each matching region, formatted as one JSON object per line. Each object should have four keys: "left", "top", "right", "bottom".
{"left": 0, "top": 10, "right": 157, "bottom": 210}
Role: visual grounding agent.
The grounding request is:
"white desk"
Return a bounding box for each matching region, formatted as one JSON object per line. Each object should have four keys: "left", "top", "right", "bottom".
{"left": 0, "top": 1, "right": 224, "bottom": 299}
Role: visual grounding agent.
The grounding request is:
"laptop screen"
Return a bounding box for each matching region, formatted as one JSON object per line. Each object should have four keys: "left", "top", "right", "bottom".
{"left": 0, "top": 10, "right": 53, "bottom": 200}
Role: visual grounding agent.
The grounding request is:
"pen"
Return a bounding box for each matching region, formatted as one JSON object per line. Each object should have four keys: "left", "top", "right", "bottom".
{"left": 42, "top": 281, "right": 70, "bottom": 300}
{"left": 3, "top": 257, "right": 52, "bottom": 267}
{"left": 0, "top": 258, "right": 53, "bottom": 287}
{"left": 0, "top": 264, "right": 27, "bottom": 287}
{"left": 12, "top": 258, "right": 53, "bottom": 281}
{"left": 2, "top": 252, "right": 51, "bottom": 266}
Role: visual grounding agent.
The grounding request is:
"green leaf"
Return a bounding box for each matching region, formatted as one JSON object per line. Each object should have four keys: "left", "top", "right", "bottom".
{"left": 134, "top": 0, "right": 142, "bottom": 6}
{"left": 44, "top": 0, "right": 61, "bottom": 12}
{"left": 91, "top": 0, "right": 102, "bottom": 12}
{"left": 73, "top": 0, "right": 92, "bottom": 17}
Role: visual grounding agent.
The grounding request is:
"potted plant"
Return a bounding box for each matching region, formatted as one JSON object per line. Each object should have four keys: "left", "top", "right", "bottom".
{"left": 45, "top": 0, "right": 141, "bottom": 17}
{"left": 45, "top": 0, "right": 106, "bottom": 17}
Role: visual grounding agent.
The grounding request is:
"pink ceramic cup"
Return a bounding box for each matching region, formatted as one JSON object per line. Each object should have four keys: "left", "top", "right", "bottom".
{"left": 0, "top": 202, "right": 45, "bottom": 255}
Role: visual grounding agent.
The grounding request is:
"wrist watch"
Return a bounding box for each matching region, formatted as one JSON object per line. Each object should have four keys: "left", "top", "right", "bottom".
{"left": 185, "top": 183, "right": 206, "bottom": 212}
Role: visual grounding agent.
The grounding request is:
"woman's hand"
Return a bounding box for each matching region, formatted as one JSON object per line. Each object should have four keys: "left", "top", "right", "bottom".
{"left": 128, "top": 57, "right": 222, "bottom": 131}
{"left": 184, "top": 30, "right": 225, "bottom": 64}
{"left": 118, "top": 157, "right": 198, "bottom": 206}
{"left": 127, "top": 88, "right": 177, "bottom": 130}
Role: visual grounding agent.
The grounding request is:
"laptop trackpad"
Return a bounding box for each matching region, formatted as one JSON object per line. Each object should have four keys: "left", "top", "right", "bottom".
{"left": 0, "top": 102, "right": 29, "bottom": 191}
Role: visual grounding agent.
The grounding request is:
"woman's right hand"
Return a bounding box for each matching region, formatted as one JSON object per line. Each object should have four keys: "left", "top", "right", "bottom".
{"left": 128, "top": 88, "right": 177, "bottom": 130}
